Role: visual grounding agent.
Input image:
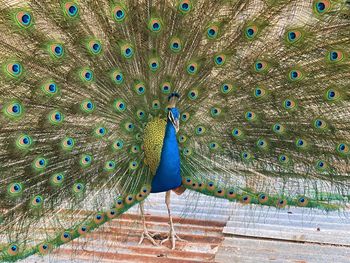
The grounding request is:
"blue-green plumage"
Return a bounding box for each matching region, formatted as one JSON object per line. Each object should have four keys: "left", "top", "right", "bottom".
{"left": 151, "top": 108, "right": 182, "bottom": 193}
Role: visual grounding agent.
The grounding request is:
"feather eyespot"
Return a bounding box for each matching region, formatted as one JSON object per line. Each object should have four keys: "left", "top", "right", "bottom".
{"left": 207, "top": 25, "right": 219, "bottom": 39}
{"left": 283, "top": 99, "right": 297, "bottom": 110}
{"left": 178, "top": 0, "right": 192, "bottom": 14}
{"left": 129, "top": 160, "right": 139, "bottom": 170}
{"left": 48, "top": 110, "right": 64, "bottom": 125}
{"left": 241, "top": 151, "right": 252, "bottom": 161}
{"left": 104, "top": 160, "right": 116, "bottom": 172}
{"left": 107, "top": 209, "right": 118, "bottom": 219}
{"left": 81, "top": 99, "right": 95, "bottom": 113}
{"left": 61, "top": 137, "right": 74, "bottom": 151}
{"left": 210, "top": 107, "right": 221, "bottom": 117}
{"left": 285, "top": 30, "right": 302, "bottom": 44}
{"left": 113, "top": 5, "right": 126, "bottom": 22}
{"left": 134, "top": 82, "right": 146, "bottom": 95}
{"left": 170, "top": 37, "right": 182, "bottom": 52}
{"left": 188, "top": 89, "right": 198, "bottom": 100}
{"left": 241, "top": 195, "right": 251, "bottom": 204}
{"left": 51, "top": 173, "right": 65, "bottom": 187}
{"left": 130, "top": 145, "right": 140, "bottom": 154}
{"left": 124, "top": 122, "right": 135, "bottom": 132}
{"left": 313, "top": 118, "right": 327, "bottom": 130}
{"left": 125, "top": 194, "right": 135, "bottom": 205}
{"left": 94, "top": 126, "right": 107, "bottom": 138}
{"left": 276, "top": 198, "right": 287, "bottom": 208}
{"left": 112, "top": 139, "right": 124, "bottom": 151}
{"left": 182, "top": 147, "right": 192, "bottom": 156}
{"left": 60, "top": 231, "right": 72, "bottom": 242}
{"left": 254, "top": 61, "right": 269, "bottom": 73}
{"left": 7, "top": 244, "right": 19, "bottom": 256}
{"left": 221, "top": 83, "right": 234, "bottom": 94}
{"left": 327, "top": 50, "right": 344, "bottom": 63}
{"left": 206, "top": 181, "right": 216, "bottom": 191}
{"left": 80, "top": 154, "right": 92, "bottom": 168}
{"left": 8, "top": 182, "right": 23, "bottom": 196}
{"left": 215, "top": 188, "right": 225, "bottom": 197}
{"left": 111, "top": 69, "right": 123, "bottom": 84}
{"left": 181, "top": 112, "right": 190, "bottom": 122}
{"left": 245, "top": 25, "right": 258, "bottom": 40}
{"left": 5, "top": 62, "right": 23, "bottom": 78}
{"left": 288, "top": 69, "right": 303, "bottom": 81}
{"left": 325, "top": 88, "right": 340, "bottom": 101}
{"left": 313, "top": 0, "right": 331, "bottom": 15}
{"left": 33, "top": 157, "right": 47, "bottom": 172}
{"left": 148, "top": 18, "right": 162, "bottom": 32}
{"left": 120, "top": 43, "right": 134, "bottom": 59}
{"left": 152, "top": 100, "right": 161, "bottom": 110}
{"left": 272, "top": 123, "right": 285, "bottom": 134}
{"left": 232, "top": 128, "right": 244, "bottom": 139}
{"left": 16, "top": 134, "right": 33, "bottom": 150}
{"left": 226, "top": 189, "right": 237, "bottom": 199}
{"left": 195, "top": 125, "right": 206, "bottom": 135}
{"left": 64, "top": 2, "right": 79, "bottom": 18}
{"left": 256, "top": 138, "right": 268, "bottom": 150}
{"left": 160, "top": 82, "right": 172, "bottom": 94}
{"left": 94, "top": 213, "right": 105, "bottom": 224}
{"left": 73, "top": 182, "right": 85, "bottom": 194}
{"left": 295, "top": 138, "right": 307, "bottom": 149}
{"left": 183, "top": 177, "right": 192, "bottom": 186}
{"left": 186, "top": 61, "right": 199, "bottom": 75}
{"left": 31, "top": 195, "right": 44, "bottom": 208}
{"left": 214, "top": 54, "right": 226, "bottom": 66}
{"left": 254, "top": 86, "right": 267, "bottom": 99}
{"left": 114, "top": 99, "right": 126, "bottom": 113}
{"left": 336, "top": 143, "right": 349, "bottom": 156}
{"left": 149, "top": 58, "right": 160, "bottom": 72}
{"left": 178, "top": 134, "right": 187, "bottom": 144}
{"left": 38, "top": 243, "right": 52, "bottom": 255}
{"left": 115, "top": 197, "right": 124, "bottom": 209}
{"left": 80, "top": 68, "right": 93, "bottom": 82}
{"left": 42, "top": 80, "right": 59, "bottom": 97}
{"left": 87, "top": 39, "right": 102, "bottom": 55}
{"left": 16, "top": 11, "right": 33, "bottom": 28}
{"left": 78, "top": 225, "right": 89, "bottom": 235}
{"left": 315, "top": 160, "right": 328, "bottom": 172}
{"left": 245, "top": 111, "right": 256, "bottom": 122}
{"left": 258, "top": 193, "right": 269, "bottom": 204}
{"left": 209, "top": 141, "right": 219, "bottom": 151}
{"left": 278, "top": 154, "right": 290, "bottom": 165}
{"left": 297, "top": 196, "right": 309, "bottom": 207}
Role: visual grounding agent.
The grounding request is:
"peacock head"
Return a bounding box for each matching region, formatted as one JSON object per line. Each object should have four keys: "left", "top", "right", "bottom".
{"left": 167, "top": 93, "right": 180, "bottom": 133}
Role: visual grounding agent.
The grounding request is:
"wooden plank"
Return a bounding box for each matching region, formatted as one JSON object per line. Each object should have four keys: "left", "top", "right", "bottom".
{"left": 216, "top": 237, "right": 350, "bottom": 263}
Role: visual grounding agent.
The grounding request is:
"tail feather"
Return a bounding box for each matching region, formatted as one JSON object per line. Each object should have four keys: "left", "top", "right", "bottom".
{"left": 0, "top": 0, "right": 349, "bottom": 261}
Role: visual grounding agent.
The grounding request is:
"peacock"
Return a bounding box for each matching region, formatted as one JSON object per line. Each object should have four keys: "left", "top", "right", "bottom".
{"left": 0, "top": 0, "right": 350, "bottom": 261}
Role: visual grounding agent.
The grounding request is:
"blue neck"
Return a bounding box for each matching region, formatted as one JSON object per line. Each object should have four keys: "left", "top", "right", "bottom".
{"left": 164, "top": 120, "right": 177, "bottom": 141}
{"left": 150, "top": 116, "right": 182, "bottom": 193}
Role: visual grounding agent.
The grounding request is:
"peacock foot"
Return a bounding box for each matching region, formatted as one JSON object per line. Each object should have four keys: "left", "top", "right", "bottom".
{"left": 139, "top": 229, "right": 160, "bottom": 246}
{"left": 160, "top": 224, "right": 186, "bottom": 250}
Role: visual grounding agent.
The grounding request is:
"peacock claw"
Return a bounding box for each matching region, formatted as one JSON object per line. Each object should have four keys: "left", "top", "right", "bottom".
{"left": 139, "top": 230, "right": 160, "bottom": 246}
{"left": 160, "top": 224, "right": 187, "bottom": 250}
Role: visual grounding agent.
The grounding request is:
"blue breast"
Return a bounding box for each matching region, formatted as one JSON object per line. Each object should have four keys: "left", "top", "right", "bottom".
{"left": 151, "top": 120, "right": 182, "bottom": 193}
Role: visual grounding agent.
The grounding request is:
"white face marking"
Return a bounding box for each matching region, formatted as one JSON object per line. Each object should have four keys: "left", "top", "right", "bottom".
{"left": 168, "top": 110, "right": 179, "bottom": 133}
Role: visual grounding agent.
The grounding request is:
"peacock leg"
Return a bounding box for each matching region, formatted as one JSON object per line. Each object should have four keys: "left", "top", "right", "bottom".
{"left": 138, "top": 201, "right": 159, "bottom": 246}
{"left": 161, "top": 190, "right": 186, "bottom": 250}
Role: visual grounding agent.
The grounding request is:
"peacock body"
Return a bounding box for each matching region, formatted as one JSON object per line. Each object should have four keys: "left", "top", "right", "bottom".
{"left": 0, "top": 0, "right": 350, "bottom": 261}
